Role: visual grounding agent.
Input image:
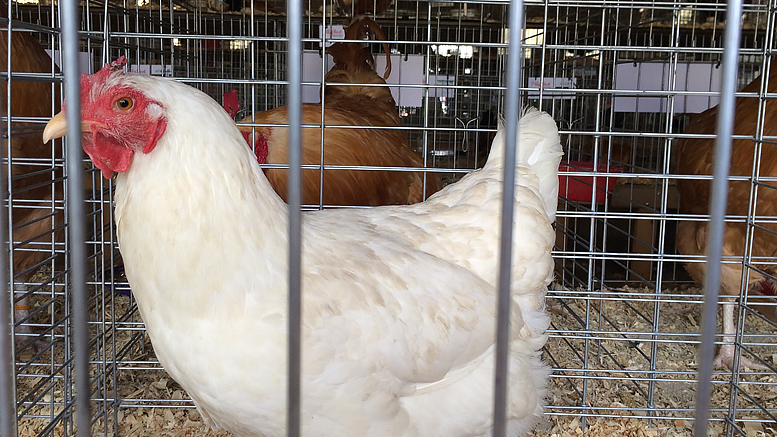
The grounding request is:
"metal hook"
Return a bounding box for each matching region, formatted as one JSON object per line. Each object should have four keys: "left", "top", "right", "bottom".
{"left": 455, "top": 116, "right": 479, "bottom": 153}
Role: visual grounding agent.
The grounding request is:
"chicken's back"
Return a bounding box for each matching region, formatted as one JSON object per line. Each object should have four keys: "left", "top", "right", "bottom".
{"left": 242, "top": 103, "right": 436, "bottom": 206}
{"left": 676, "top": 64, "right": 777, "bottom": 216}
{"left": 323, "top": 65, "right": 397, "bottom": 116}
{"left": 315, "top": 107, "right": 562, "bottom": 335}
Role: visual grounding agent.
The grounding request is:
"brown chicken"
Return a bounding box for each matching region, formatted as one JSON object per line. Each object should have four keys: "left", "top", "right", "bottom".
{"left": 234, "top": 17, "right": 437, "bottom": 207}
{"left": 1, "top": 6, "right": 64, "bottom": 351}
{"left": 675, "top": 62, "right": 777, "bottom": 370}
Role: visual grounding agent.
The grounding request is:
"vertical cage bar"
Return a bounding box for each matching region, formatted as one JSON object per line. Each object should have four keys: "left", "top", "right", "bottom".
{"left": 60, "top": 0, "right": 92, "bottom": 434}
{"left": 0, "top": 4, "right": 16, "bottom": 436}
{"left": 492, "top": 0, "right": 523, "bottom": 435}
{"left": 694, "top": 1, "right": 744, "bottom": 435}
{"left": 286, "top": 0, "right": 303, "bottom": 435}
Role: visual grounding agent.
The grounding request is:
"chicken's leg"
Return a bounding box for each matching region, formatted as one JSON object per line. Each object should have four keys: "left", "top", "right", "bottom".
{"left": 13, "top": 284, "right": 46, "bottom": 351}
{"left": 14, "top": 285, "right": 33, "bottom": 347}
{"left": 712, "top": 302, "right": 767, "bottom": 370}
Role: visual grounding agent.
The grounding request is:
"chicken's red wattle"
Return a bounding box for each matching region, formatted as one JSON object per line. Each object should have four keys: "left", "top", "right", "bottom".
{"left": 82, "top": 132, "right": 133, "bottom": 179}
{"left": 253, "top": 132, "right": 268, "bottom": 166}
{"left": 758, "top": 281, "right": 776, "bottom": 297}
{"left": 223, "top": 89, "right": 268, "bottom": 169}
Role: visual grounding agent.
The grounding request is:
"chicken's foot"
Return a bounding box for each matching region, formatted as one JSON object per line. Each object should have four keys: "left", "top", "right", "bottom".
{"left": 712, "top": 304, "right": 768, "bottom": 371}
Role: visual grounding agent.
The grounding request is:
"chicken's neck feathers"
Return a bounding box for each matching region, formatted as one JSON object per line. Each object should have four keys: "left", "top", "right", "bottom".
{"left": 113, "top": 76, "right": 290, "bottom": 313}
{"left": 122, "top": 75, "right": 286, "bottom": 217}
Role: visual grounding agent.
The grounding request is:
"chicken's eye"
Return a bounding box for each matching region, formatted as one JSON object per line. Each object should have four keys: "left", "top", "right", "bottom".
{"left": 115, "top": 97, "right": 134, "bottom": 111}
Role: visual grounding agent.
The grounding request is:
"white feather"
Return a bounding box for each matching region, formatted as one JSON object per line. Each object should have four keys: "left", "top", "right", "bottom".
{"left": 99, "top": 71, "right": 562, "bottom": 437}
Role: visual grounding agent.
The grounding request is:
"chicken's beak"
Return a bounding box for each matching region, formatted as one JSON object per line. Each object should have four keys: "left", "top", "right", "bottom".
{"left": 43, "top": 111, "right": 67, "bottom": 143}
{"left": 43, "top": 111, "right": 103, "bottom": 143}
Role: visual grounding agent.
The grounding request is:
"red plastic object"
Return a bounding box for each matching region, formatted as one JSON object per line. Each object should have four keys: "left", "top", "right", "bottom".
{"left": 558, "top": 161, "right": 622, "bottom": 203}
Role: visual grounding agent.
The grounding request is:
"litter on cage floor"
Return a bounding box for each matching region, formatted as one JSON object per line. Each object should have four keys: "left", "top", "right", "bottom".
{"left": 13, "top": 283, "right": 777, "bottom": 436}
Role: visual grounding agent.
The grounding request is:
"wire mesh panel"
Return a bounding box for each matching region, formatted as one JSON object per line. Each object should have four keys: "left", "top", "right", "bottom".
{"left": 546, "top": 1, "right": 777, "bottom": 435}
{"left": 1, "top": 0, "right": 776, "bottom": 436}
{"left": 3, "top": 4, "right": 74, "bottom": 435}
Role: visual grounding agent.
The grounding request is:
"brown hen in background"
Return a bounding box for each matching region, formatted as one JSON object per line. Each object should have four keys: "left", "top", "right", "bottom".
{"left": 675, "top": 61, "right": 777, "bottom": 370}
{"left": 233, "top": 17, "right": 438, "bottom": 207}
{"left": 1, "top": 3, "right": 64, "bottom": 351}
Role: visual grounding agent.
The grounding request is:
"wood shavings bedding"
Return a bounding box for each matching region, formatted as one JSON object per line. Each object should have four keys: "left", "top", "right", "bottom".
{"left": 14, "top": 283, "right": 777, "bottom": 436}
{"left": 534, "top": 285, "right": 777, "bottom": 436}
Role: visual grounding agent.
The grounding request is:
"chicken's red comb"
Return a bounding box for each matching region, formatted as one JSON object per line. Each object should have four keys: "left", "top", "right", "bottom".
{"left": 81, "top": 57, "right": 129, "bottom": 93}
{"left": 223, "top": 89, "right": 241, "bottom": 119}
{"left": 111, "top": 56, "right": 128, "bottom": 70}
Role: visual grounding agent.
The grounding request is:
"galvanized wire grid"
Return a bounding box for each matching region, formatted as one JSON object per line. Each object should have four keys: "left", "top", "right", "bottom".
{"left": 1, "top": 0, "right": 775, "bottom": 436}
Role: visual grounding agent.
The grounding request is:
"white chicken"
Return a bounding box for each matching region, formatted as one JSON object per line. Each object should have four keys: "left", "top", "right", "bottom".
{"left": 43, "top": 58, "right": 562, "bottom": 437}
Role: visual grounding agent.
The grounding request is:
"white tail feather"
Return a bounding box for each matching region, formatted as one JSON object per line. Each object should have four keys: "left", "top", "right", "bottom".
{"left": 485, "top": 107, "right": 563, "bottom": 221}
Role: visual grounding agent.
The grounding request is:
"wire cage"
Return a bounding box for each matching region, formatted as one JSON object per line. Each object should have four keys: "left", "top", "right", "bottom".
{"left": 1, "top": 0, "right": 776, "bottom": 436}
